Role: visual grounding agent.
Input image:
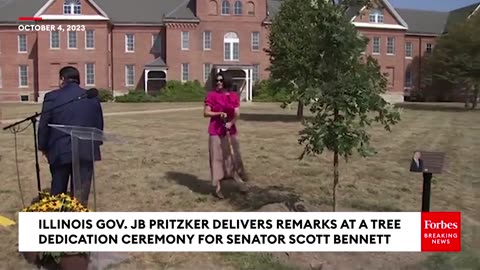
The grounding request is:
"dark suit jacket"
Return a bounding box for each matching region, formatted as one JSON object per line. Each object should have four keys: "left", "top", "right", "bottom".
{"left": 38, "top": 83, "right": 104, "bottom": 165}
{"left": 409, "top": 158, "right": 424, "bottom": 172}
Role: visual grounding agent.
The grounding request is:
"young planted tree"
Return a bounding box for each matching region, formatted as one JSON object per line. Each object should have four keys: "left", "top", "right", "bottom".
{"left": 267, "top": 0, "right": 401, "bottom": 211}
{"left": 424, "top": 14, "right": 480, "bottom": 108}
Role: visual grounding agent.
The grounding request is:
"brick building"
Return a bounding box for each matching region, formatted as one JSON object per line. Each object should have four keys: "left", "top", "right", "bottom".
{"left": 0, "top": 0, "right": 478, "bottom": 103}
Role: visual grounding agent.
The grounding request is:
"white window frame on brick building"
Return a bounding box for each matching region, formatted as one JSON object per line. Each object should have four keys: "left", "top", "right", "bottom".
{"left": 63, "top": 0, "right": 81, "bottom": 14}
{"left": 221, "top": 0, "right": 230, "bottom": 15}
{"left": 85, "top": 63, "right": 95, "bottom": 86}
{"left": 18, "top": 34, "right": 27, "bottom": 53}
{"left": 234, "top": 1, "right": 242, "bottom": 15}
{"left": 181, "top": 31, "right": 189, "bottom": 50}
{"left": 372, "top": 37, "right": 380, "bottom": 54}
{"left": 50, "top": 31, "right": 60, "bottom": 49}
{"left": 203, "top": 31, "right": 212, "bottom": 50}
{"left": 369, "top": 9, "right": 384, "bottom": 23}
{"left": 18, "top": 65, "right": 28, "bottom": 87}
{"left": 181, "top": 63, "right": 189, "bottom": 82}
{"left": 224, "top": 32, "right": 239, "bottom": 61}
{"left": 387, "top": 37, "right": 395, "bottom": 55}
{"left": 405, "top": 42, "right": 412, "bottom": 58}
{"left": 85, "top": 30, "right": 95, "bottom": 49}
{"left": 68, "top": 31, "right": 77, "bottom": 48}
{"left": 251, "top": 32, "right": 260, "bottom": 51}
{"left": 426, "top": 43, "right": 433, "bottom": 53}
{"left": 125, "top": 64, "right": 135, "bottom": 86}
{"left": 125, "top": 34, "right": 134, "bottom": 52}
{"left": 203, "top": 63, "right": 211, "bottom": 82}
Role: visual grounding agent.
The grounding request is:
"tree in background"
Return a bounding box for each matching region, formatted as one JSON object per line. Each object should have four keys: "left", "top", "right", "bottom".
{"left": 267, "top": 0, "right": 401, "bottom": 211}
{"left": 424, "top": 14, "right": 480, "bottom": 108}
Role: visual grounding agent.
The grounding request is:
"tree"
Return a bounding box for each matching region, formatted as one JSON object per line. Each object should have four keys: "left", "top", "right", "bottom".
{"left": 424, "top": 14, "right": 480, "bottom": 108}
{"left": 267, "top": 0, "right": 401, "bottom": 211}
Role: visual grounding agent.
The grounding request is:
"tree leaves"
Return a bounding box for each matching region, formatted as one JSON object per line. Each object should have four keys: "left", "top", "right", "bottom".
{"left": 268, "top": 0, "right": 400, "bottom": 161}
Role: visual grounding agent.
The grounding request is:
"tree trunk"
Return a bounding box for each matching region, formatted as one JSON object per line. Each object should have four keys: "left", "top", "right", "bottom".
{"left": 332, "top": 108, "right": 339, "bottom": 212}
{"left": 472, "top": 88, "right": 479, "bottom": 109}
{"left": 333, "top": 150, "right": 339, "bottom": 212}
{"left": 296, "top": 101, "right": 304, "bottom": 119}
{"left": 464, "top": 86, "right": 471, "bottom": 108}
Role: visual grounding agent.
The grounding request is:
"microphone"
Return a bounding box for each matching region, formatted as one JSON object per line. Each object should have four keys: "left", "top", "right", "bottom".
{"left": 80, "top": 88, "right": 99, "bottom": 99}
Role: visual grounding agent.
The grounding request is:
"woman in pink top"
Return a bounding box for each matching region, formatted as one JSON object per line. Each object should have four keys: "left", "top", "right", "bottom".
{"left": 204, "top": 73, "right": 247, "bottom": 199}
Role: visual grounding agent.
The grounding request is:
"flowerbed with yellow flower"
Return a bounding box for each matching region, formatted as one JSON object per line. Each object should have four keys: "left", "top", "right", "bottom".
{"left": 21, "top": 192, "right": 90, "bottom": 270}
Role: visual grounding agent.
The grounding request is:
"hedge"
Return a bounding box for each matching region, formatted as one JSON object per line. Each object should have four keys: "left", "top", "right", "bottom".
{"left": 252, "top": 79, "right": 290, "bottom": 102}
{"left": 115, "top": 80, "right": 206, "bottom": 102}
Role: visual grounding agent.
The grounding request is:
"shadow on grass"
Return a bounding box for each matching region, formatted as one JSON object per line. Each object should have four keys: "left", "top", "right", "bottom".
{"left": 239, "top": 113, "right": 301, "bottom": 123}
{"left": 165, "top": 171, "right": 302, "bottom": 211}
{"left": 395, "top": 103, "right": 478, "bottom": 112}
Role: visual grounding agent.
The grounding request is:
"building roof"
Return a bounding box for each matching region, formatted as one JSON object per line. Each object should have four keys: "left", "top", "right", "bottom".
{"left": 0, "top": 0, "right": 478, "bottom": 35}
{"left": 396, "top": 9, "right": 449, "bottom": 35}
{"left": 0, "top": 0, "right": 49, "bottom": 23}
{"left": 94, "top": 0, "right": 196, "bottom": 24}
{"left": 445, "top": 2, "right": 480, "bottom": 32}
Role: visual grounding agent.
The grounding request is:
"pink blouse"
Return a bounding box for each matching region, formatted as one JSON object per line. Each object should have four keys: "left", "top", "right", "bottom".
{"left": 204, "top": 89, "right": 240, "bottom": 136}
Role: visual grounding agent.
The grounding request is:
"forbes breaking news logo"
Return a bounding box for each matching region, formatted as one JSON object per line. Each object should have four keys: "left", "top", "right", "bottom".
{"left": 421, "top": 212, "right": 461, "bottom": 252}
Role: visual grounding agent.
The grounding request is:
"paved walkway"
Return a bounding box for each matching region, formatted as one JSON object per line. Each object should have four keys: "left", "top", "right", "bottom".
{"left": 1, "top": 106, "right": 204, "bottom": 125}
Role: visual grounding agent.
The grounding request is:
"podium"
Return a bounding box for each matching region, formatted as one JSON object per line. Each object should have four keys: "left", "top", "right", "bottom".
{"left": 49, "top": 124, "right": 122, "bottom": 211}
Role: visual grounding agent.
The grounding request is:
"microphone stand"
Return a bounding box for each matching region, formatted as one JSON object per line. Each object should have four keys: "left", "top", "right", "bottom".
{"left": 3, "top": 94, "right": 89, "bottom": 195}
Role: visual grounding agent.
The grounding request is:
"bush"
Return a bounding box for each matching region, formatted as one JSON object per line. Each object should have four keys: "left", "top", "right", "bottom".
{"left": 98, "top": 89, "right": 114, "bottom": 102}
{"left": 253, "top": 79, "right": 290, "bottom": 102}
{"left": 115, "top": 80, "right": 206, "bottom": 102}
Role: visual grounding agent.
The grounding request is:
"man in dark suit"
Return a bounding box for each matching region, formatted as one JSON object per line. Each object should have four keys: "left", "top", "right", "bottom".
{"left": 410, "top": 151, "right": 424, "bottom": 172}
{"left": 38, "top": 66, "right": 104, "bottom": 206}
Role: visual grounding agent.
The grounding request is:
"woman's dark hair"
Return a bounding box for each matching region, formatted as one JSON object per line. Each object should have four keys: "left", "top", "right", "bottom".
{"left": 216, "top": 72, "right": 232, "bottom": 90}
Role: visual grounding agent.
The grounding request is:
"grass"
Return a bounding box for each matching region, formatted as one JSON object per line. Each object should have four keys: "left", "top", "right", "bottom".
{"left": 0, "top": 102, "right": 479, "bottom": 269}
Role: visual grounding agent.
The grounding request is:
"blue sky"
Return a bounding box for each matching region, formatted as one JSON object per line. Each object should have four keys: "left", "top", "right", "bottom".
{"left": 389, "top": 0, "right": 479, "bottom": 11}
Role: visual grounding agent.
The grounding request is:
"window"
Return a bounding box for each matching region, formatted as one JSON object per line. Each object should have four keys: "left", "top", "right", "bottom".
{"left": 405, "top": 69, "right": 413, "bottom": 87}
{"left": 372, "top": 37, "right": 380, "bottom": 54}
{"left": 221, "top": 0, "right": 230, "bottom": 15}
{"left": 181, "top": 63, "right": 189, "bottom": 82}
{"left": 251, "top": 32, "right": 260, "bottom": 51}
{"left": 426, "top": 43, "right": 433, "bottom": 53}
{"left": 203, "top": 31, "right": 212, "bottom": 50}
{"left": 369, "top": 9, "right": 384, "bottom": 23}
{"left": 68, "top": 31, "right": 77, "bottom": 48}
{"left": 85, "top": 30, "right": 95, "bottom": 49}
{"left": 234, "top": 1, "right": 242, "bottom": 15}
{"left": 18, "top": 34, "right": 27, "bottom": 52}
{"left": 152, "top": 34, "right": 161, "bottom": 52}
{"left": 224, "top": 32, "right": 239, "bottom": 61}
{"left": 63, "top": 0, "right": 81, "bottom": 14}
{"left": 246, "top": 1, "right": 255, "bottom": 15}
{"left": 125, "top": 65, "right": 135, "bottom": 86}
{"left": 50, "top": 31, "right": 60, "bottom": 49}
{"left": 181, "top": 31, "right": 189, "bottom": 50}
{"left": 203, "top": 63, "right": 211, "bottom": 82}
{"left": 387, "top": 37, "right": 395, "bottom": 55}
{"left": 18, "top": 65, "right": 28, "bottom": 87}
{"left": 252, "top": 64, "right": 259, "bottom": 81}
{"left": 20, "top": 95, "right": 29, "bottom": 102}
{"left": 405, "top": 42, "right": 412, "bottom": 58}
{"left": 85, "top": 63, "right": 95, "bottom": 85}
{"left": 125, "top": 34, "right": 134, "bottom": 52}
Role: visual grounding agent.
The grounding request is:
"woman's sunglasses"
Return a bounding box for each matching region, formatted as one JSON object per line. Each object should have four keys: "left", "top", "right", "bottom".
{"left": 216, "top": 79, "right": 223, "bottom": 82}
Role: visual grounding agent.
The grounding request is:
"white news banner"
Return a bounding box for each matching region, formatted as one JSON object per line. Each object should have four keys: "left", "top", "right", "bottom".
{"left": 18, "top": 212, "right": 422, "bottom": 252}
